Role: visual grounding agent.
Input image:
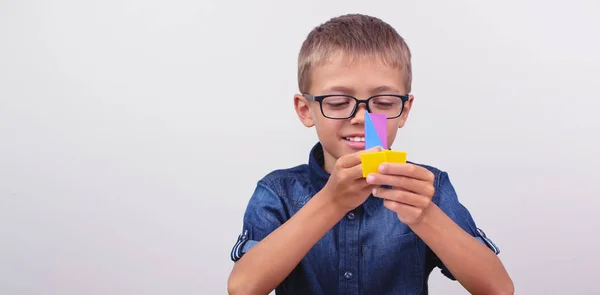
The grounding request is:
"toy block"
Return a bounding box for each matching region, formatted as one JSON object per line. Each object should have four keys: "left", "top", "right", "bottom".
{"left": 384, "top": 150, "right": 407, "bottom": 163}
{"left": 365, "top": 112, "right": 385, "bottom": 149}
{"left": 360, "top": 150, "right": 408, "bottom": 177}
{"left": 361, "top": 111, "right": 407, "bottom": 177}
{"left": 370, "top": 113, "right": 388, "bottom": 149}
{"left": 360, "top": 151, "right": 386, "bottom": 177}
{"left": 360, "top": 150, "right": 406, "bottom": 177}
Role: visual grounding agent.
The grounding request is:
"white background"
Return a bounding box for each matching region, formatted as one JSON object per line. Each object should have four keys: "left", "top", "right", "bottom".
{"left": 1, "top": 0, "right": 599, "bottom": 294}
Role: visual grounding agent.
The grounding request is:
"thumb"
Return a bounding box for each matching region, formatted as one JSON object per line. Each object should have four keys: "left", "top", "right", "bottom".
{"left": 338, "top": 146, "right": 384, "bottom": 168}
{"left": 359, "top": 146, "right": 384, "bottom": 154}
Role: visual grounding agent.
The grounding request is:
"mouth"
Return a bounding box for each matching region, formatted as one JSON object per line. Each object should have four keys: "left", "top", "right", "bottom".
{"left": 343, "top": 136, "right": 365, "bottom": 142}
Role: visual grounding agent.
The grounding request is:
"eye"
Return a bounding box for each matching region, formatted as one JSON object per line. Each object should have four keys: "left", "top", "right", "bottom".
{"left": 327, "top": 101, "right": 349, "bottom": 107}
{"left": 323, "top": 96, "right": 353, "bottom": 109}
{"left": 372, "top": 96, "right": 401, "bottom": 108}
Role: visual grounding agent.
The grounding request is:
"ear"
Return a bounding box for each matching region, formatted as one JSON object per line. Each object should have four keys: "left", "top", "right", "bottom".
{"left": 397, "top": 94, "right": 414, "bottom": 128}
{"left": 294, "top": 93, "right": 315, "bottom": 127}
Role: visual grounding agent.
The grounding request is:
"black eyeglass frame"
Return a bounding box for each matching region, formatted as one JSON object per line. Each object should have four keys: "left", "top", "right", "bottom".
{"left": 302, "top": 93, "right": 410, "bottom": 120}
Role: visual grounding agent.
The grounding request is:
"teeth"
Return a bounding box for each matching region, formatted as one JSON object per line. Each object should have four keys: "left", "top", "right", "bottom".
{"left": 345, "top": 137, "right": 365, "bottom": 142}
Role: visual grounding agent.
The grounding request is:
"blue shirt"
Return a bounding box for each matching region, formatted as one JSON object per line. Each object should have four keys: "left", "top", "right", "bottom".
{"left": 230, "top": 142, "right": 499, "bottom": 294}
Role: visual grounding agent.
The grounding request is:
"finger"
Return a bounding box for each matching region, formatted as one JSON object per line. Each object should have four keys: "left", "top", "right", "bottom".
{"left": 372, "top": 186, "right": 429, "bottom": 208}
{"left": 357, "top": 182, "right": 378, "bottom": 195}
{"left": 344, "top": 146, "right": 387, "bottom": 179}
{"left": 366, "top": 173, "right": 434, "bottom": 196}
{"left": 347, "top": 176, "right": 376, "bottom": 190}
{"left": 337, "top": 146, "right": 383, "bottom": 168}
{"left": 378, "top": 163, "right": 435, "bottom": 182}
{"left": 383, "top": 199, "right": 422, "bottom": 218}
{"left": 345, "top": 163, "right": 366, "bottom": 180}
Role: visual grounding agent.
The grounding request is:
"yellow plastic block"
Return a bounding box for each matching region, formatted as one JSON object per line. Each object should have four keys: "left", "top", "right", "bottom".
{"left": 360, "top": 152, "right": 386, "bottom": 177}
{"left": 360, "top": 150, "right": 407, "bottom": 177}
{"left": 384, "top": 150, "right": 407, "bottom": 164}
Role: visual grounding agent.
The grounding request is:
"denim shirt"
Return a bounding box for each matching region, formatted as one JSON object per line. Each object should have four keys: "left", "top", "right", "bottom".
{"left": 230, "top": 142, "right": 499, "bottom": 295}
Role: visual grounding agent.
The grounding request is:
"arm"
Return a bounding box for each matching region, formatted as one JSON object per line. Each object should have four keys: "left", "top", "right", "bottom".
{"left": 410, "top": 203, "right": 513, "bottom": 294}
{"left": 228, "top": 148, "right": 378, "bottom": 295}
{"left": 227, "top": 188, "right": 346, "bottom": 295}
{"left": 368, "top": 165, "right": 513, "bottom": 295}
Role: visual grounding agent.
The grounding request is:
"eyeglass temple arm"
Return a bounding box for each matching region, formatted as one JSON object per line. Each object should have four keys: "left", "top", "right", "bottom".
{"left": 302, "top": 93, "right": 316, "bottom": 100}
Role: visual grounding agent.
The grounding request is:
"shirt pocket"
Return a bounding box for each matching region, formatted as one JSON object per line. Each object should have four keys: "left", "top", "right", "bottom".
{"left": 361, "top": 232, "right": 424, "bottom": 295}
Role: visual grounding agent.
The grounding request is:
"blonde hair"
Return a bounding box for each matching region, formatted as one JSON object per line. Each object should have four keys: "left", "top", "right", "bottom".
{"left": 298, "top": 14, "right": 412, "bottom": 94}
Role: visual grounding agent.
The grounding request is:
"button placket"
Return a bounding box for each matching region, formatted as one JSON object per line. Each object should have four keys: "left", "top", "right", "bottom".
{"left": 346, "top": 211, "right": 355, "bottom": 220}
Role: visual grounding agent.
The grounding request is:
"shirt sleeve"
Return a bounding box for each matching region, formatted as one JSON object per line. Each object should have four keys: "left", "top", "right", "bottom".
{"left": 230, "top": 180, "right": 288, "bottom": 262}
{"left": 426, "top": 171, "right": 501, "bottom": 280}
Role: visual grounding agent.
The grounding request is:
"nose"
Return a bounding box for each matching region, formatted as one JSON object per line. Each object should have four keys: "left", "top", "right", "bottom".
{"left": 350, "top": 104, "right": 368, "bottom": 124}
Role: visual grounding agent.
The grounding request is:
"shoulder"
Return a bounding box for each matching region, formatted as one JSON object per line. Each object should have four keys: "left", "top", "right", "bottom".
{"left": 407, "top": 160, "right": 446, "bottom": 186}
{"left": 254, "top": 164, "right": 313, "bottom": 201}
{"left": 408, "top": 160, "right": 443, "bottom": 174}
{"left": 241, "top": 164, "right": 313, "bottom": 226}
{"left": 407, "top": 160, "right": 458, "bottom": 203}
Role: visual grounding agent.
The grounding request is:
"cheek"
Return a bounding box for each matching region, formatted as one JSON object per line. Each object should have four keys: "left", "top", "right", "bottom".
{"left": 386, "top": 120, "right": 401, "bottom": 144}
{"left": 314, "top": 118, "right": 343, "bottom": 136}
{"left": 387, "top": 119, "right": 401, "bottom": 132}
{"left": 308, "top": 103, "right": 320, "bottom": 119}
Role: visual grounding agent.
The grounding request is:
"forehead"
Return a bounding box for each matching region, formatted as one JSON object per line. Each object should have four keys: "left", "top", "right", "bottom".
{"left": 309, "top": 52, "right": 406, "bottom": 95}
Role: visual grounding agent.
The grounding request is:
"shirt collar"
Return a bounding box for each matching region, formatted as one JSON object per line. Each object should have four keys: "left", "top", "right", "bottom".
{"left": 307, "top": 142, "right": 382, "bottom": 215}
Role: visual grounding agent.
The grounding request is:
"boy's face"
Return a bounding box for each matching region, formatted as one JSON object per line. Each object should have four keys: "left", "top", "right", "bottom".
{"left": 294, "top": 53, "right": 414, "bottom": 173}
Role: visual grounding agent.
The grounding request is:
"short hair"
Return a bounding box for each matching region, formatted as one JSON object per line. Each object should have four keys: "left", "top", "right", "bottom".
{"left": 298, "top": 14, "right": 412, "bottom": 94}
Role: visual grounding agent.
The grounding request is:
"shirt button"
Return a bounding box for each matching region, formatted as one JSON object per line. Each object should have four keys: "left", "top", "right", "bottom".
{"left": 344, "top": 271, "right": 353, "bottom": 280}
{"left": 346, "top": 212, "right": 355, "bottom": 220}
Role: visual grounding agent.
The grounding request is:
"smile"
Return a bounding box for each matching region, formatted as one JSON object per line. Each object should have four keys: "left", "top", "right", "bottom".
{"left": 344, "top": 137, "right": 365, "bottom": 142}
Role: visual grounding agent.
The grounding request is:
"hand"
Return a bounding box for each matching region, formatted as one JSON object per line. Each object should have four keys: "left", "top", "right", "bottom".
{"left": 322, "top": 146, "right": 383, "bottom": 212}
{"left": 366, "top": 163, "right": 435, "bottom": 225}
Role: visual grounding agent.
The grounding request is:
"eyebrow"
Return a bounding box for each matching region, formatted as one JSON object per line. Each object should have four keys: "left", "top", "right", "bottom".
{"left": 371, "top": 85, "right": 401, "bottom": 94}
{"left": 323, "top": 86, "right": 355, "bottom": 94}
{"left": 322, "top": 85, "right": 401, "bottom": 95}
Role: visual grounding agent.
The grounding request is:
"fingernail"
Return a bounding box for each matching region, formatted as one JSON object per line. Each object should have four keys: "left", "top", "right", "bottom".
{"left": 372, "top": 188, "right": 377, "bottom": 195}
{"left": 366, "top": 174, "right": 375, "bottom": 183}
{"left": 378, "top": 164, "right": 386, "bottom": 172}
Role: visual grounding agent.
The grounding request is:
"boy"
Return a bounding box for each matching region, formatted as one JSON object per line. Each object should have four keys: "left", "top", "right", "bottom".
{"left": 227, "top": 14, "right": 513, "bottom": 295}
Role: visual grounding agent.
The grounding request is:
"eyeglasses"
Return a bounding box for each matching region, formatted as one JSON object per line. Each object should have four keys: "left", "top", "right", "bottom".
{"left": 302, "top": 93, "right": 409, "bottom": 120}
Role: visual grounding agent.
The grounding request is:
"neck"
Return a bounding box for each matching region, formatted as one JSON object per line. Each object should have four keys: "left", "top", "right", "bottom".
{"left": 321, "top": 148, "right": 337, "bottom": 175}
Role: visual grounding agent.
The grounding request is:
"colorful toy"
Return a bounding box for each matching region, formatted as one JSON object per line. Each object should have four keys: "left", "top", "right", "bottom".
{"left": 360, "top": 111, "right": 407, "bottom": 177}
